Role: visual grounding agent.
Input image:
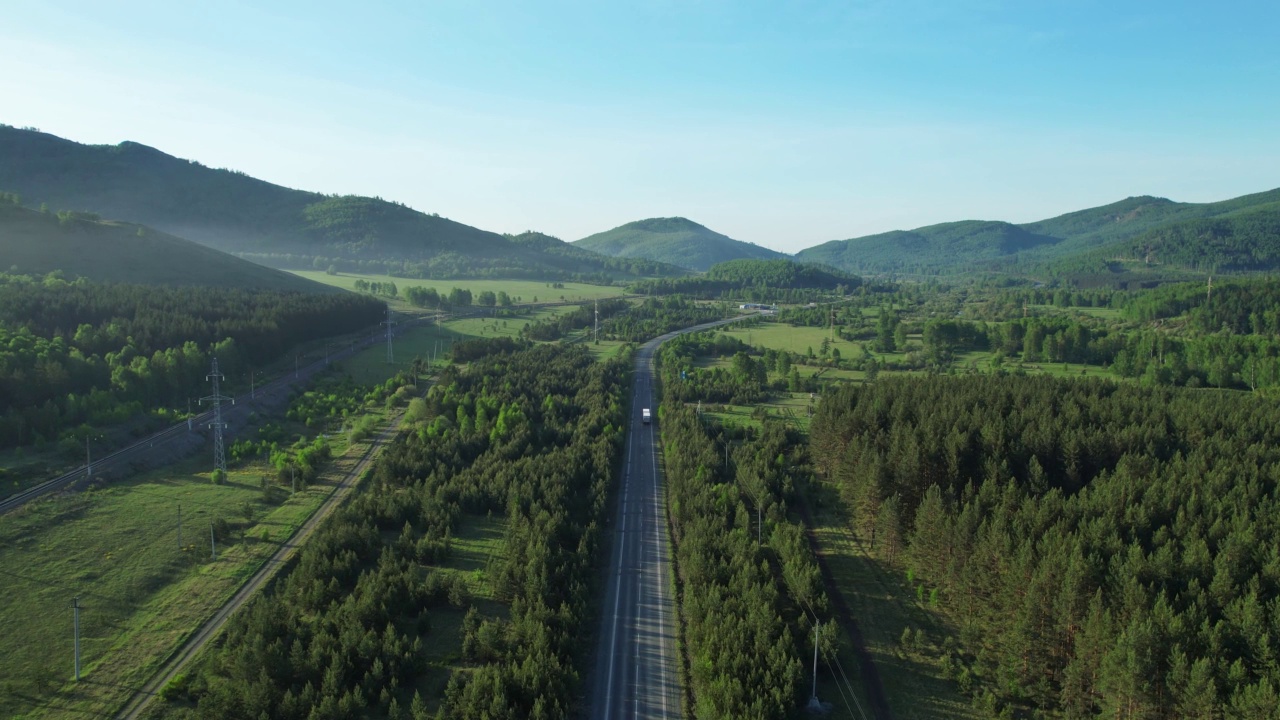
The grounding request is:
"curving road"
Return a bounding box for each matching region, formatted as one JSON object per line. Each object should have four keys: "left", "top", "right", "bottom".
{"left": 588, "top": 314, "right": 754, "bottom": 720}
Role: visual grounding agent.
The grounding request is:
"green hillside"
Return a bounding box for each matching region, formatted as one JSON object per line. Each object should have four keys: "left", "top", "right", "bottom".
{"left": 573, "top": 216, "right": 787, "bottom": 271}
{"left": 1044, "top": 204, "right": 1280, "bottom": 279}
{"left": 504, "top": 230, "right": 688, "bottom": 277}
{"left": 0, "top": 195, "right": 329, "bottom": 291}
{"left": 0, "top": 125, "right": 672, "bottom": 280}
{"left": 1020, "top": 188, "right": 1280, "bottom": 256}
{"left": 798, "top": 188, "right": 1280, "bottom": 277}
{"left": 796, "top": 220, "right": 1059, "bottom": 274}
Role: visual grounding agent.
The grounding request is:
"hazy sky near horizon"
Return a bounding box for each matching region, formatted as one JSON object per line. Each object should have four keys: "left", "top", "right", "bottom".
{"left": 3, "top": 1, "right": 1278, "bottom": 253}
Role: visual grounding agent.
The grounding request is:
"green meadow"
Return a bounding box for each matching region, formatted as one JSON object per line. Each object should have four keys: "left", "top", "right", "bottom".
{"left": 289, "top": 270, "right": 630, "bottom": 304}
{"left": 0, "top": 438, "right": 379, "bottom": 719}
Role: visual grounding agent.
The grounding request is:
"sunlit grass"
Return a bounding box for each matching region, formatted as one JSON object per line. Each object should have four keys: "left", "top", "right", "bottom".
{"left": 289, "top": 270, "right": 629, "bottom": 304}
{"left": 0, "top": 430, "right": 382, "bottom": 718}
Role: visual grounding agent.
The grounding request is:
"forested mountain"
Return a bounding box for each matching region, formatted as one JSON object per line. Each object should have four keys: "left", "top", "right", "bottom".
{"left": 503, "top": 230, "right": 688, "bottom": 278}
{"left": 573, "top": 217, "right": 787, "bottom": 271}
{"left": 797, "top": 221, "right": 1059, "bottom": 274}
{"left": 796, "top": 188, "right": 1280, "bottom": 277}
{"left": 0, "top": 194, "right": 326, "bottom": 291}
{"left": 1023, "top": 187, "right": 1280, "bottom": 256}
{"left": 1043, "top": 204, "right": 1280, "bottom": 277}
{"left": 0, "top": 125, "right": 676, "bottom": 280}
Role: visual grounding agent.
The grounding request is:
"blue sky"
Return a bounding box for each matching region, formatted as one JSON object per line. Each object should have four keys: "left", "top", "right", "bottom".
{"left": 2, "top": 1, "right": 1278, "bottom": 252}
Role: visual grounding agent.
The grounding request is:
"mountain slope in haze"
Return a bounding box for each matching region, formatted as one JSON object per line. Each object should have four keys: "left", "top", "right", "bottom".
{"left": 504, "top": 230, "right": 688, "bottom": 277}
{"left": 0, "top": 125, "right": 676, "bottom": 279}
{"left": 573, "top": 217, "right": 787, "bottom": 272}
{"left": 0, "top": 195, "right": 332, "bottom": 291}
{"left": 797, "top": 220, "right": 1059, "bottom": 274}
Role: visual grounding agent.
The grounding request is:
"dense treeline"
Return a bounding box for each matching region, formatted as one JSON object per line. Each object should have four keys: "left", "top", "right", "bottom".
{"left": 0, "top": 273, "right": 383, "bottom": 449}
{"left": 1125, "top": 208, "right": 1280, "bottom": 272}
{"left": 811, "top": 375, "right": 1280, "bottom": 717}
{"left": 239, "top": 250, "right": 669, "bottom": 284}
{"left": 521, "top": 298, "right": 629, "bottom": 341}
{"left": 629, "top": 258, "right": 859, "bottom": 303}
{"left": 1122, "top": 277, "right": 1280, "bottom": 334}
{"left": 966, "top": 315, "right": 1280, "bottom": 392}
{"left": 174, "top": 343, "right": 627, "bottom": 719}
{"left": 660, "top": 398, "right": 824, "bottom": 717}
{"left": 658, "top": 332, "right": 770, "bottom": 404}
{"left": 600, "top": 296, "right": 728, "bottom": 342}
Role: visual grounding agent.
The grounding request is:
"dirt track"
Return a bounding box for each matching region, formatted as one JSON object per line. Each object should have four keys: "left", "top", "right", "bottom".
{"left": 796, "top": 491, "right": 895, "bottom": 720}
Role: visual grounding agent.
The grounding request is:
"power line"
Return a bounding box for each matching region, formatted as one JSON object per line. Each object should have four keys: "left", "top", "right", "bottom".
{"left": 199, "top": 357, "right": 233, "bottom": 473}
{"left": 382, "top": 305, "right": 396, "bottom": 364}
{"left": 71, "top": 596, "right": 82, "bottom": 681}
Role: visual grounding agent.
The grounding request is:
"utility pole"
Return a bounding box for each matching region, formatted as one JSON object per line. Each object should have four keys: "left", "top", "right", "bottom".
{"left": 594, "top": 299, "right": 599, "bottom": 343}
{"left": 210, "top": 522, "right": 217, "bottom": 561}
{"left": 1207, "top": 275, "right": 1213, "bottom": 302}
{"left": 383, "top": 306, "right": 396, "bottom": 364}
{"left": 200, "top": 357, "right": 232, "bottom": 474}
{"left": 295, "top": 354, "right": 300, "bottom": 379}
{"left": 177, "top": 504, "right": 182, "bottom": 548}
{"left": 72, "top": 596, "right": 81, "bottom": 681}
{"left": 290, "top": 465, "right": 296, "bottom": 494}
{"left": 807, "top": 621, "right": 822, "bottom": 711}
{"left": 85, "top": 436, "right": 92, "bottom": 478}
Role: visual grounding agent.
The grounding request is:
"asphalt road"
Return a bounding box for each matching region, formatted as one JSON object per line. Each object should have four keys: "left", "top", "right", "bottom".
{"left": 587, "top": 314, "right": 754, "bottom": 720}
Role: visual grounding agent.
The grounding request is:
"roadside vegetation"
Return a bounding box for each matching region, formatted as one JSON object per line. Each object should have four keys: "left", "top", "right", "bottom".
{"left": 656, "top": 340, "right": 831, "bottom": 718}
{"left": 158, "top": 342, "right": 629, "bottom": 718}
{"left": 0, "top": 364, "right": 414, "bottom": 718}
{"left": 0, "top": 271, "right": 383, "bottom": 456}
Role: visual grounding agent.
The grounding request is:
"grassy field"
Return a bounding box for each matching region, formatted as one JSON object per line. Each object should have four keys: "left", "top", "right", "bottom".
{"left": 335, "top": 308, "right": 586, "bottom": 385}
{"left": 701, "top": 392, "right": 816, "bottom": 433}
{"left": 802, "top": 478, "right": 981, "bottom": 720}
{"left": 583, "top": 338, "right": 631, "bottom": 361}
{"left": 951, "top": 349, "right": 1111, "bottom": 380}
{"left": 1027, "top": 303, "right": 1125, "bottom": 321}
{"left": 0, "top": 427, "right": 381, "bottom": 719}
{"left": 713, "top": 322, "right": 853, "bottom": 358}
{"left": 289, "top": 270, "right": 630, "bottom": 304}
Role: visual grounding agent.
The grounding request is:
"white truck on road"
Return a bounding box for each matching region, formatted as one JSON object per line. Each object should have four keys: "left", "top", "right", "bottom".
{"left": 642, "top": 408, "right": 651, "bottom": 424}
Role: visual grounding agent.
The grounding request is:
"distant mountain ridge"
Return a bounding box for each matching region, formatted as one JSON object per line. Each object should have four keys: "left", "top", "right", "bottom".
{"left": 573, "top": 216, "right": 787, "bottom": 272}
{"left": 0, "top": 125, "right": 678, "bottom": 280}
{"left": 798, "top": 220, "right": 1058, "bottom": 274}
{"left": 5, "top": 124, "right": 1277, "bottom": 281}
{"left": 797, "top": 188, "right": 1280, "bottom": 276}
